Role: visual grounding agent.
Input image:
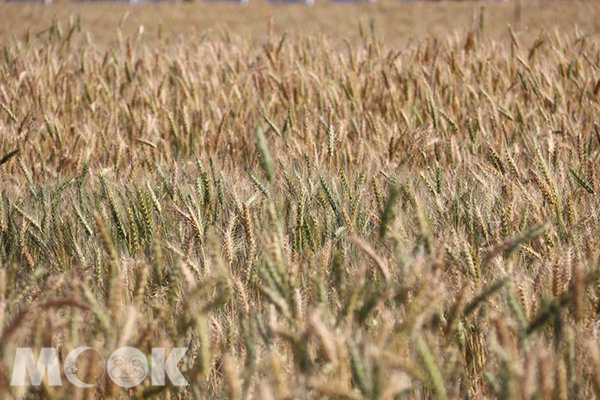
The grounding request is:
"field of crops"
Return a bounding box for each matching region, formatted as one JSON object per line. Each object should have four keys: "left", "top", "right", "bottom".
{"left": 0, "top": 2, "right": 599, "bottom": 399}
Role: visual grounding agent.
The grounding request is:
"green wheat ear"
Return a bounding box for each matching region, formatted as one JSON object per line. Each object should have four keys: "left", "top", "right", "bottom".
{"left": 93, "top": 212, "right": 121, "bottom": 322}
{"left": 379, "top": 185, "right": 399, "bottom": 239}
{"left": 255, "top": 127, "right": 275, "bottom": 183}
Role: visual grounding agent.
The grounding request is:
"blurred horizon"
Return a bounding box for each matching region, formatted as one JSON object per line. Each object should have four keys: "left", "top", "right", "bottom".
{"left": 1, "top": 1, "right": 599, "bottom": 46}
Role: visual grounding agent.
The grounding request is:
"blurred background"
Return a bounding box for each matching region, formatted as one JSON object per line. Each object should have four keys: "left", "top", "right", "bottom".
{"left": 1, "top": 1, "right": 599, "bottom": 46}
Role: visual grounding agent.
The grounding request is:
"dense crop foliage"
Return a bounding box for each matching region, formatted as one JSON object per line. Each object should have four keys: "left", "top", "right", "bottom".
{"left": 0, "top": 16, "right": 599, "bottom": 399}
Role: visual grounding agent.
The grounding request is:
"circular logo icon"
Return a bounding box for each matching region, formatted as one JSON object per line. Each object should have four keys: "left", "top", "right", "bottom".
{"left": 107, "top": 347, "right": 148, "bottom": 388}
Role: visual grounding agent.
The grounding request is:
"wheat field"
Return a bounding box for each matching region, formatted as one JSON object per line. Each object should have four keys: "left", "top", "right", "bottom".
{"left": 0, "top": 2, "right": 599, "bottom": 399}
